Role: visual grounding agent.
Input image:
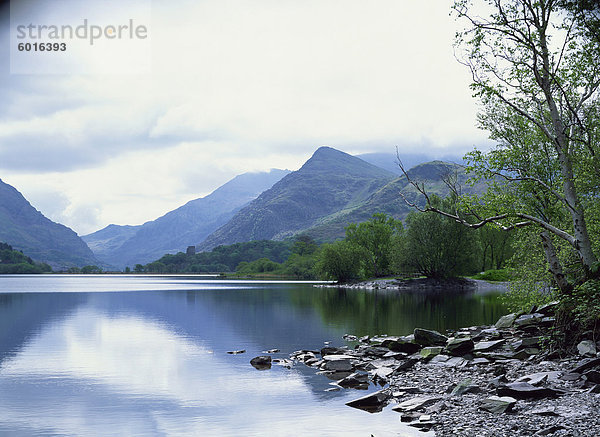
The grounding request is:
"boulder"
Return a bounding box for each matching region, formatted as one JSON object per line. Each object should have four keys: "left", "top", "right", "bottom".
{"left": 337, "top": 372, "right": 369, "bottom": 389}
{"left": 514, "top": 313, "right": 544, "bottom": 328}
{"left": 345, "top": 389, "right": 391, "bottom": 413}
{"left": 577, "top": 340, "right": 597, "bottom": 357}
{"left": 495, "top": 313, "right": 518, "bottom": 329}
{"left": 250, "top": 356, "right": 272, "bottom": 370}
{"left": 383, "top": 338, "right": 421, "bottom": 354}
{"left": 414, "top": 328, "right": 448, "bottom": 346}
{"left": 445, "top": 337, "right": 474, "bottom": 356}
{"left": 480, "top": 396, "right": 517, "bottom": 413}
{"left": 497, "top": 382, "right": 563, "bottom": 399}
{"left": 322, "top": 358, "right": 354, "bottom": 372}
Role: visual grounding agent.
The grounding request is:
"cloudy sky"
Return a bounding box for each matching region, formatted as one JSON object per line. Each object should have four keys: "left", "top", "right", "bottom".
{"left": 0, "top": 0, "right": 488, "bottom": 235}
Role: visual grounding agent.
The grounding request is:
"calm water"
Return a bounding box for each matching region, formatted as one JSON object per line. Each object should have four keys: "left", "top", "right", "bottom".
{"left": 0, "top": 275, "right": 507, "bottom": 436}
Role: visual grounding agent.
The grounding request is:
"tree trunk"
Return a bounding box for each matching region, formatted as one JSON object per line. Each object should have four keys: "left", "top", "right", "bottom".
{"left": 540, "top": 231, "right": 572, "bottom": 293}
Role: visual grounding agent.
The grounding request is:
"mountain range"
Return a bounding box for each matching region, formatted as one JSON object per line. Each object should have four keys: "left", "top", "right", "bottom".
{"left": 82, "top": 169, "right": 290, "bottom": 267}
{"left": 0, "top": 178, "right": 98, "bottom": 269}
{"left": 2, "top": 146, "right": 481, "bottom": 270}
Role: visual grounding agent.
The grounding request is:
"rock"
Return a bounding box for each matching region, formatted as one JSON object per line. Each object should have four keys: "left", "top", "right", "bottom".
{"left": 577, "top": 340, "right": 597, "bottom": 357}
{"left": 321, "top": 346, "right": 347, "bottom": 356}
{"left": 514, "top": 313, "right": 544, "bottom": 327}
{"left": 392, "top": 395, "right": 442, "bottom": 412}
{"left": 480, "top": 396, "right": 517, "bottom": 413}
{"left": 529, "top": 408, "right": 560, "bottom": 417}
{"left": 383, "top": 351, "right": 408, "bottom": 359}
{"left": 495, "top": 313, "right": 518, "bottom": 329}
{"left": 420, "top": 346, "right": 444, "bottom": 359}
{"left": 428, "top": 354, "right": 451, "bottom": 365}
{"left": 534, "top": 425, "right": 566, "bottom": 436}
{"left": 487, "top": 375, "right": 509, "bottom": 388}
{"left": 414, "top": 328, "right": 448, "bottom": 346}
{"left": 559, "top": 372, "right": 581, "bottom": 381}
{"left": 360, "top": 346, "right": 391, "bottom": 358}
{"left": 227, "top": 349, "right": 246, "bottom": 354}
{"left": 536, "top": 301, "right": 559, "bottom": 315}
{"left": 571, "top": 357, "right": 600, "bottom": 374}
{"left": 451, "top": 379, "right": 482, "bottom": 396}
{"left": 443, "top": 356, "right": 468, "bottom": 368}
{"left": 511, "top": 336, "right": 541, "bottom": 350}
{"left": 471, "top": 357, "right": 490, "bottom": 365}
{"left": 382, "top": 338, "right": 420, "bottom": 354}
{"left": 473, "top": 339, "right": 506, "bottom": 352}
{"left": 263, "top": 348, "right": 280, "bottom": 354}
{"left": 400, "top": 412, "right": 421, "bottom": 422}
{"left": 322, "top": 358, "right": 354, "bottom": 372}
{"left": 516, "top": 371, "right": 562, "bottom": 386}
{"left": 345, "top": 389, "right": 391, "bottom": 413}
{"left": 583, "top": 369, "right": 600, "bottom": 384}
{"left": 337, "top": 372, "right": 369, "bottom": 389}
{"left": 497, "top": 382, "right": 563, "bottom": 399}
{"left": 445, "top": 337, "right": 474, "bottom": 356}
{"left": 343, "top": 334, "right": 358, "bottom": 341}
{"left": 250, "top": 355, "right": 272, "bottom": 370}
{"left": 392, "top": 357, "right": 419, "bottom": 373}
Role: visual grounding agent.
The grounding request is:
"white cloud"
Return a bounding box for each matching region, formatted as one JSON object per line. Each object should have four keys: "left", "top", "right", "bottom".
{"left": 1, "top": 0, "right": 487, "bottom": 234}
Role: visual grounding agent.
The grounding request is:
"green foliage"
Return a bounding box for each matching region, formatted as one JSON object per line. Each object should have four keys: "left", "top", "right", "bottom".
{"left": 0, "top": 242, "right": 52, "bottom": 274}
{"left": 401, "top": 198, "right": 479, "bottom": 279}
{"left": 315, "top": 240, "right": 363, "bottom": 282}
{"left": 236, "top": 258, "right": 281, "bottom": 274}
{"left": 345, "top": 213, "right": 403, "bottom": 277}
{"left": 81, "top": 265, "right": 102, "bottom": 274}
{"left": 562, "top": 280, "right": 600, "bottom": 329}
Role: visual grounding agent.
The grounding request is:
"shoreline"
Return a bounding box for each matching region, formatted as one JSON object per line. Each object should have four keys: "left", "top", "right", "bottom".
{"left": 315, "top": 277, "right": 510, "bottom": 293}
{"left": 282, "top": 302, "right": 600, "bottom": 436}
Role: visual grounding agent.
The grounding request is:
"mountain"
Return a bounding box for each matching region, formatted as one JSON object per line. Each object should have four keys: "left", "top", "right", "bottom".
{"left": 197, "top": 147, "right": 397, "bottom": 250}
{"left": 356, "top": 152, "right": 464, "bottom": 175}
{"left": 197, "top": 154, "right": 489, "bottom": 249}
{"left": 0, "top": 178, "right": 98, "bottom": 269}
{"left": 83, "top": 169, "right": 290, "bottom": 268}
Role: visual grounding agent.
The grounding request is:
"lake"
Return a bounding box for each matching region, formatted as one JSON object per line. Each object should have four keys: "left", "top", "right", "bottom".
{"left": 0, "top": 275, "right": 507, "bottom": 436}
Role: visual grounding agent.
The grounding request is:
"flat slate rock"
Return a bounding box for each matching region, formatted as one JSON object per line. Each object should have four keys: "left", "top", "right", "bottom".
{"left": 497, "top": 382, "right": 563, "bottom": 399}
{"left": 480, "top": 396, "right": 517, "bottom": 413}
{"left": 414, "top": 328, "right": 448, "bottom": 346}
{"left": 393, "top": 395, "right": 442, "bottom": 412}
{"left": 346, "top": 389, "right": 390, "bottom": 413}
{"left": 473, "top": 339, "right": 506, "bottom": 352}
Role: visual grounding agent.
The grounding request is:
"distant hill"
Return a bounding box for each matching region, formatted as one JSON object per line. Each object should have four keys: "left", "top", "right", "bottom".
{"left": 83, "top": 169, "right": 290, "bottom": 268}
{"left": 357, "top": 152, "right": 463, "bottom": 175}
{"left": 197, "top": 147, "right": 397, "bottom": 250}
{"left": 0, "top": 179, "right": 98, "bottom": 269}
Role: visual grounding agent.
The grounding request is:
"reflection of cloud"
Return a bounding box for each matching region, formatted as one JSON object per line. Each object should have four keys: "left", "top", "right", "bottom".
{"left": 0, "top": 306, "right": 421, "bottom": 436}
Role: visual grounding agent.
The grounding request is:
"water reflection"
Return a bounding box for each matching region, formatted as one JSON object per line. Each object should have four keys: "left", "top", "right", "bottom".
{"left": 0, "top": 277, "right": 507, "bottom": 436}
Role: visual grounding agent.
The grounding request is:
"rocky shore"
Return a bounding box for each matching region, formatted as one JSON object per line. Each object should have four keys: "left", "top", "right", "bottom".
{"left": 254, "top": 301, "right": 600, "bottom": 436}
{"left": 315, "top": 277, "right": 509, "bottom": 293}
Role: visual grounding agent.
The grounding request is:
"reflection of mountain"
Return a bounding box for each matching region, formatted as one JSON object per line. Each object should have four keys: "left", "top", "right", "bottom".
{"left": 0, "top": 293, "right": 84, "bottom": 365}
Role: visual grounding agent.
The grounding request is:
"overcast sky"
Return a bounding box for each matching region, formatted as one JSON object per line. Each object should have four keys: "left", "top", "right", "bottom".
{"left": 0, "top": 0, "right": 489, "bottom": 235}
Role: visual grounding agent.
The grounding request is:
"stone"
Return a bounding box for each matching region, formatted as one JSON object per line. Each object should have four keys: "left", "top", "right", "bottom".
{"left": 321, "top": 346, "right": 347, "bottom": 356}
{"left": 428, "top": 354, "right": 451, "bottom": 364}
{"left": 473, "top": 339, "right": 506, "bottom": 352}
{"left": 451, "top": 379, "right": 482, "bottom": 396}
{"left": 343, "top": 334, "right": 358, "bottom": 341}
{"left": 559, "top": 372, "right": 581, "bottom": 381}
{"left": 577, "top": 340, "right": 597, "bottom": 357}
{"left": 420, "top": 346, "right": 444, "bottom": 359}
{"left": 345, "top": 389, "right": 391, "bottom": 413}
{"left": 337, "top": 372, "right": 369, "bottom": 389}
{"left": 392, "top": 357, "right": 419, "bottom": 373}
{"left": 392, "top": 395, "right": 442, "bottom": 412}
{"left": 571, "top": 357, "right": 600, "bottom": 374}
{"left": 322, "top": 359, "right": 354, "bottom": 372}
{"left": 511, "top": 337, "right": 541, "bottom": 350}
{"left": 414, "top": 328, "right": 448, "bottom": 346}
{"left": 534, "top": 425, "right": 566, "bottom": 436}
{"left": 360, "top": 346, "right": 391, "bottom": 358}
{"left": 445, "top": 337, "right": 474, "bottom": 356}
{"left": 487, "top": 375, "right": 509, "bottom": 388}
{"left": 514, "top": 313, "right": 544, "bottom": 327}
{"left": 480, "top": 396, "right": 517, "bottom": 413}
{"left": 250, "top": 355, "right": 272, "bottom": 370}
{"left": 471, "top": 357, "right": 491, "bottom": 365}
{"left": 516, "top": 371, "right": 562, "bottom": 386}
{"left": 583, "top": 369, "right": 600, "bottom": 384}
{"left": 536, "top": 301, "right": 559, "bottom": 315}
{"left": 383, "top": 338, "right": 421, "bottom": 354}
{"left": 529, "top": 408, "right": 560, "bottom": 417}
{"left": 263, "top": 348, "right": 280, "bottom": 354}
{"left": 495, "top": 313, "right": 518, "bottom": 329}
{"left": 383, "top": 351, "right": 408, "bottom": 359}
{"left": 497, "top": 382, "right": 563, "bottom": 399}
{"left": 227, "top": 349, "right": 246, "bottom": 354}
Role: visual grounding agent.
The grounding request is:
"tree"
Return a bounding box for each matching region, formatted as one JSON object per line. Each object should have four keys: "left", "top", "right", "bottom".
{"left": 402, "top": 197, "right": 479, "bottom": 279}
{"left": 400, "top": 0, "right": 600, "bottom": 293}
{"left": 316, "top": 240, "right": 363, "bottom": 282}
{"left": 345, "top": 213, "right": 403, "bottom": 277}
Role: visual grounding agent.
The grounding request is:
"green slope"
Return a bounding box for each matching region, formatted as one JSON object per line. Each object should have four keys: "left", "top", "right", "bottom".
{"left": 0, "top": 179, "right": 98, "bottom": 269}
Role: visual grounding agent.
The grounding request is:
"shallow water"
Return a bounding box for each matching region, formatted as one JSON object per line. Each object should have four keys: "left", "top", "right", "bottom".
{"left": 0, "top": 275, "right": 507, "bottom": 436}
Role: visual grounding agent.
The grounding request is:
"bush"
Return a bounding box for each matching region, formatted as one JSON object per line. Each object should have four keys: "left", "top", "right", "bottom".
{"left": 471, "top": 269, "right": 513, "bottom": 282}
